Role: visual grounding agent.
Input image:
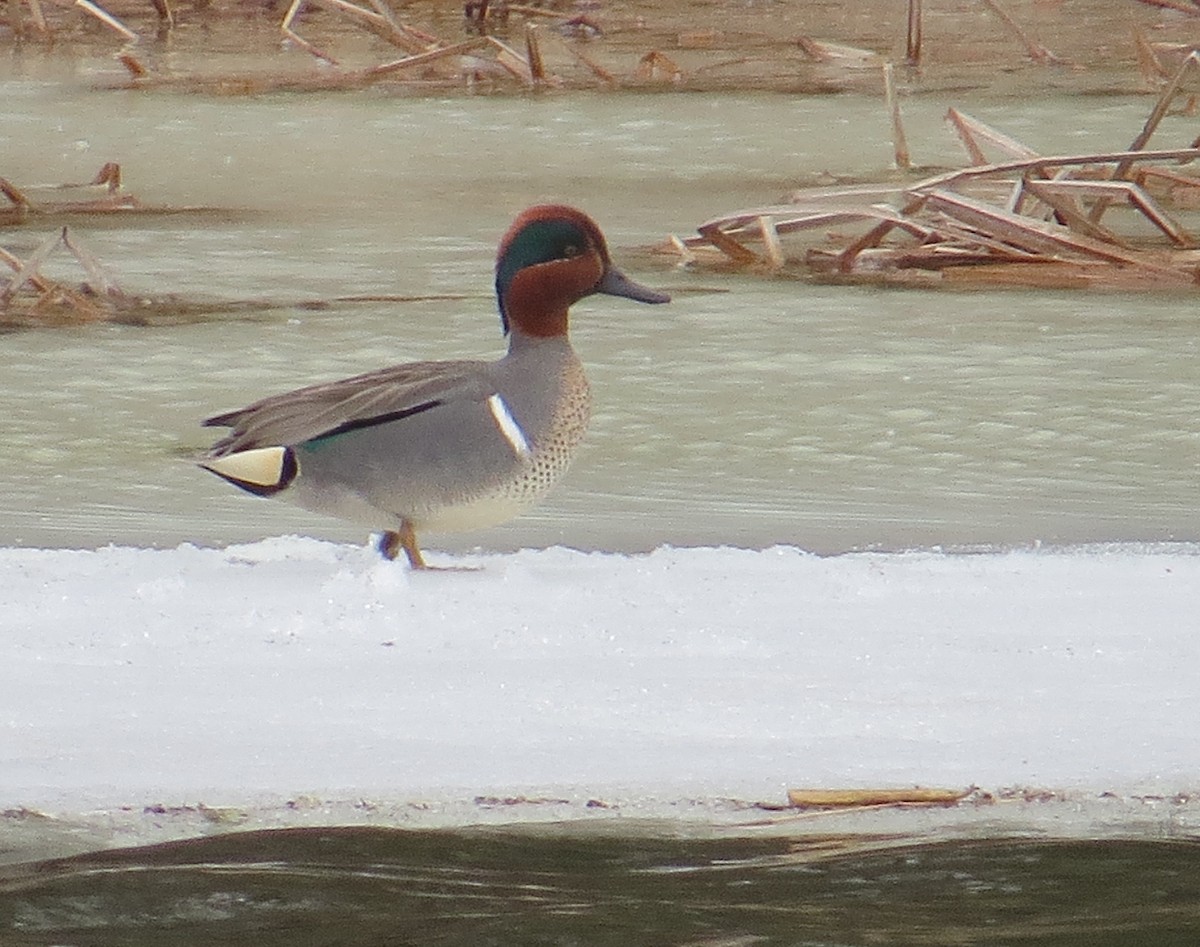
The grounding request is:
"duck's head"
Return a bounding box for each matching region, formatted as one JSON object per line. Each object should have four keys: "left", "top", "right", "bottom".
{"left": 494, "top": 204, "right": 670, "bottom": 338}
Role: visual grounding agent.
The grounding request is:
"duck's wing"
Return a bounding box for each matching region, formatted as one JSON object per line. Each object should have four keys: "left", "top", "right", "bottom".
{"left": 203, "top": 358, "right": 493, "bottom": 456}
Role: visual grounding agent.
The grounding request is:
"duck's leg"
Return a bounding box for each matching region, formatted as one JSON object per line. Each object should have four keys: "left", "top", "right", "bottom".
{"left": 378, "top": 521, "right": 428, "bottom": 569}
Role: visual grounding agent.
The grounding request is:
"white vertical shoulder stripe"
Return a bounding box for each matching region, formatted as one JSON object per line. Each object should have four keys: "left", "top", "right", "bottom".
{"left": 486, "top": 393, "right": 532, "bottom": 459}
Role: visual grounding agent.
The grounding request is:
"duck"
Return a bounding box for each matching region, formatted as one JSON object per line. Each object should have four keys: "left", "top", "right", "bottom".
{"left": 200, "top": 204, "right": 670, "bottom": 569}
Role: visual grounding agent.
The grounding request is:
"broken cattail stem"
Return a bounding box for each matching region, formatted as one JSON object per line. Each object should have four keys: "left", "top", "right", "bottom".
{"left": 282, "top": 25, "right": 340, "bottom": 65}
{"left": 73, "top": 0, "right": 138, "bottom": 42}
{"left": 62, "top": 228, "right": 124, "bottom": 297}
{"left": 1, "top": 230, "right": 63, "bottom": 304}
{"left": 1124, "top": 51, "right": 1200, "bottom": 159}
{"left": 906, "top": 0, "right": 922, "bottom": 66}
{"left": 364, "top": 37, "right": 488, "bottom": 77}
{"left": 978, "top": 0, "right": 1061, "bottom": 65}
{"left": 635, "top": 49, "right": 684, "bottom": 83}
{"left": 945, "top": 108, "right": 1040, "bottom": 164}
{"left": 913, "top": 147, "right": 1200, "bottom": 193}
{"left": 883, "top": 62, "right": 911, "bottom": 170}
{"left": 1085, "top": 52, "right": 1200, "bottom": 225}
{"left": 279, "top": 0, "right": 304, "bottom": 32}
{"left": 525, "top": 22, "right": 545, "bottom": 84}
{"left": 149, "top": 0, "right": 173, "bottom": 27}
{"left": 0, "top": 178, "right": 31, "bottom": 208}
{"left": 307, "top": 0, "right": 432, "bottom": 52}
{"left": 488, "top": 36, "right": 535, "bottom": 84}
{"left": 667, "top": 234, "right": 696, "bottom": 265}
{"left": 1133, "top": 27, "right": 1168, "bottom": 83}
{"left": 559, "top": 40, "right": 617, "bottom": 85}
{"left": 357, "top": 0, "right": 405, "bottom": 40}
{"left": 757, "top": 216, "right": 786, "bottom": 268}
{"left": 279, "top": 0, "right": 342, "bottom": 68}
{"left": 116, "top": 51, "right": 148, "bottom": 78}
{"left": 698, "top": 224, "right": 760, "bottom": 264}
{"left": 0, "top": 245, "right": 54, "bottom": 295}
{"left": 787, "top": 788, "right": 970, "bottom": 808}
{"left": 25, "top": 0, "right": 50, "bottom": 33}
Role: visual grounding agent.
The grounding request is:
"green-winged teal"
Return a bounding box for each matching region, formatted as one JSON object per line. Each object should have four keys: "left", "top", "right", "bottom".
{"left": 201, "top": 204, "right": 670, "bottom": 568}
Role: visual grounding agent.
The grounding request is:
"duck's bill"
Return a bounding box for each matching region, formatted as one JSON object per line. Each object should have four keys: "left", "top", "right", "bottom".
{"left": 597, "top": 266, "right": 671, "bottom": 304}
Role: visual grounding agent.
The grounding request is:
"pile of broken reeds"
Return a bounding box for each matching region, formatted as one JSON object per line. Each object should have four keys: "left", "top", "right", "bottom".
{"left": 0, "top": 227, "right": 135, "bottom": 327}
{"left": 665, "top": 53, "right": 1200, "bottom": 292}
{"left": 0, "top": 224, "right": 280, "bottom": 328}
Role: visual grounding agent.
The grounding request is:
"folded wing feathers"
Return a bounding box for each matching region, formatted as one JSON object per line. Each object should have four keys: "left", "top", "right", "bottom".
{"left": 205, "top": 359, "right": 490, "bottom": 455}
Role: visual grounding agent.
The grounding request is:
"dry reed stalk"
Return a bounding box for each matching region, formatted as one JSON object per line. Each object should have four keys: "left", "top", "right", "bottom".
{"left": 794, "top": 35, "right": 833, "bottom": 63}
{"left": 795, "top": 36, "right": 877, "bottom": 65}
{"left": 487, "top": 36, "right": 534, "bottom": 84}
{"left": 117, "top": 50, "right": 148, "bottom": 78}
{"left": 24, "top": 0, "right": 49, "bottom": 33}
{"left": 916, "top": 218, "right": 1045, "bottom": 260}
{"left": 667, "top": 234, "right": 696, "bottom": 264}
{"left": 923, "top": 188, "right": 1190, "bottom": 280}
{"left": 149, "top": 0, "right": 172, "bottom": 27}
{"left": 945, "top": 108, "right": 1040, "bottom": 164}
{"left": 635, "top": 50, "right": 683, "bottom": 83}
{"left": 882, "top": 61, "right": 910, "bottom": 170}
{"left": 978, "top": 0, "right": 1061, "bottom": 65}
{"left": 833, "top": 197, "right": 932, "bottom": 271}
{"left": 0, "top": 178, "right": 31, "bottom": 210}
{"left": 1081, "top": 53, "right": 1200, "bottom": 225}
{"left": 312, "top": 0, "right": 430, "bottom": 52}
{"left": 1135, "top": 165, "right": 1200, "bottom": 208}
{"left": 1133, "top": 28, "right": 1169, "bottom": 83}
{"left": 362, "top": 0, "right": 428, "bottom": 53}
{"left": 940, "top": 259, "right": 1192, "bottom": 290}
{"left": 62, "top": 228, "right": 124, "bottom": 297}
{"left": 1, "top": 230, "right": 64, "bottom": 304}
{"left": 1026, "top": 178, "right": 1194, "bottom": 247}
{"left": 913, "top": 147, "right": 1200, "bottom": 193}
{"left": 1019, "top": 179, "right": 1125, "bottom": 245}
{"left": 906, "top": 0, "right": 921, "bottom": 66}
{"left": 757, "top": 216, "right": 786, "bottom": 268}
{"left": 787, "top": 788, "right": 969, "bottom": 808}
{"left": 524, "top": 22, "right": 545, "bottom": 84}
{"left": 68, "top": 0, "right": 138, "bottom": 42}
{"left": 697, "top": 222, "right": 760, "bottom": 263}
{"left": 557, "top": 39, "right": 617, "bottom": 86}
{"left": 0, "top": 245, "right": 53, "bottom": 295}
{"left": 786, "top": 183, "right": 911, "bottom": 206}
{"left": 1124, "top": 52, "right": 1200, "bottom": 160}
{"left": 364, "top": 37, "right": 487, "bottom": 78}
{"left": 280, "top": 0, "right": 340, "bottom": 65}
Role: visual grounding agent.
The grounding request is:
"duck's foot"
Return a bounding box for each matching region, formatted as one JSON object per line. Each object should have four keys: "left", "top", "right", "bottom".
{"left": 377, "top": 525, "right": 480, "bottom": 572}
{"left": 378, "top": 524, "right": 426, "bottom": 568}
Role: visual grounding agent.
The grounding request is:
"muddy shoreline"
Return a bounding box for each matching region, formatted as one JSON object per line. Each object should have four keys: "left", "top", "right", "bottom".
{"left": 5, "top": 0, "right": 1200, "bottom": 96}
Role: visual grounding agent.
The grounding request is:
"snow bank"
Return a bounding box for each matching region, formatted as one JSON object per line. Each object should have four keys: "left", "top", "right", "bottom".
{"left": 3, "top": 540, "right": 1199, "bottom": 811}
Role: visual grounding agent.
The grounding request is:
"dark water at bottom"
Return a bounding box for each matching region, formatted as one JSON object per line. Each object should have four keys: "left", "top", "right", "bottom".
{"left": 1, "top": 826, "right": 1198, "bottom": 946}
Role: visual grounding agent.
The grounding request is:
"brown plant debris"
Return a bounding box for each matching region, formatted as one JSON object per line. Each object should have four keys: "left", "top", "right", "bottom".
{"left": 785, "top": 787, "right": 973, "bottom": 809}
{"left": 0, "top": 227, "right": 484, "bottom": 329}
{"left": 1, "top": 164, "right": 248, "bottom": 228}
{"left": 667, "top": 88, "right": 1200, "bottom": 291}
{"left": 1, "top": 227, "right": 130, "bottom": 326}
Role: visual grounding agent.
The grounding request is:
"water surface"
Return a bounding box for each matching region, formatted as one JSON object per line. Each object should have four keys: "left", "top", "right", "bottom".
{"left": 2, "top": 78, "right": 1198, "bottom": 556}
{"left": 3, "top": 826, "right": 1200, "bottom": 946}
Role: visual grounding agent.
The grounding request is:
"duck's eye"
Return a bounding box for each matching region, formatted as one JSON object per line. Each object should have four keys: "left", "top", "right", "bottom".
{"left": 561, "top": 243, "right": 582, "bottom": 259}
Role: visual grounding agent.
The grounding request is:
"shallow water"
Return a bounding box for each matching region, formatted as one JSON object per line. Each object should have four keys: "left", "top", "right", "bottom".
{"left": 3, "top": 77, "right": 1199, "bottom": 555}
{"left": 2, "top": 827, "right": 1200, "bottom": 946}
